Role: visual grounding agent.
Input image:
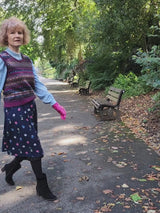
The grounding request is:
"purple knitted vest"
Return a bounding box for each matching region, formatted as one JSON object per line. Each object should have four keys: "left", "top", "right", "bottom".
{"left": 0, "top": 51, "right": 36, "bottom": 108}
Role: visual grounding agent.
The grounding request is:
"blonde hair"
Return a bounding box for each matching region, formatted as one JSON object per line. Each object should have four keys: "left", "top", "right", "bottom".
{"left": 0, "top": 17, "right": 30, "bottom": 46}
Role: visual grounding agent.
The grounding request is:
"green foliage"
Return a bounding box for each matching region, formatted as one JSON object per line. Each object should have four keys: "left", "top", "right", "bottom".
{"left": 62, "top": 59, "right": 79, "bottom": 80}
{"left": 36, "top": 59, "right": 56, "bottom": 79}
{"left": 0, "top": 0, "right": 97, "bottom": 65}
{"left": 55, "top": 63, "right": 67, "bottom": 77}
{"left": 109, "top": 72, "right": 151, "bottom": 98}
{"left": 42, "top": 68, "right": 56, "bottom": 79}
{"left": 152, "top": 91, "right": 160, "bottom": 102}
{"left": 148, "top": 91, "right": 160, "bottom": 112}
{"left": 78, "top": 70, "right": 90, "bottom": 86}
{"left": 63, "top": 70, "right": 70, "bottom": 80}
{"left": 87, "top": 52, "right": 118, "bottom": 90}
{"left": 132, "top": 45, "right": 160, "bottom": 89}
{"left": 86, "top": 0, "right": 160, "bottom": 89}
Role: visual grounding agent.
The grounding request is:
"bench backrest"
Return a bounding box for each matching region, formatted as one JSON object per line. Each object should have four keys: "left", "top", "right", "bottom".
{"left": 107, "top": 87, "right": 124, "bottom": 107}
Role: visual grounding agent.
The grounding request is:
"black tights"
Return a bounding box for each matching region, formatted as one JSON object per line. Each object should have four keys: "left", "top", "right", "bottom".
{"left": 11, "top": 157, "right": 44, "bottom": 180}
{"left": 30, "top": 158, "right": 44, "bottom": 179}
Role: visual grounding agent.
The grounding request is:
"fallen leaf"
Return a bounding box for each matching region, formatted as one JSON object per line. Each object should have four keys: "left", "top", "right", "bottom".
{"left": 56, "top": 177, "right": 62, "bottom": 180}
{"left": 16, "top": 186, "right": 22, "bottom": 191}
{"left": 79, "top": 176, "right": 89, "bottom": 182}
{"left": 76, "top": 196, "right": 85, "bottom": 201}
{"left": 131, "top": 177, "right": 137, "bottom": 181}
{"left": 152, "top": 188, "right": 160, "bottom": 192}
{"left": 146, "top": 174, "right": 158, "bottom": 181}
{"left": 56, "top": 208, "right": 62, "bottom": 210}
{"left": 118, "top": 194, "right": 125, "bottom": 199}
{"left": 107, "top": 157, "right": 113, "bottom": 162}
{"left": 130, "top": 188, "right": 136, "bottom": 192}
{"left": 47, "top": 167, "right": 54, "bottom": 170}
{"left": 111, "top": 146, "right": 118, "bottom": 150}
{"left": 94, "top": 211, "right": 101, "bottom": 213}
{"left": 103, "top": 189, "right": 113, "bottom": 194}
{"left": 122, "top": 183, "right": 129, "bottom": 188}
{"left": 111, "top": 150, "right": 118, "bottom": 153}
{"left": 130, "top": 193, "right": 142, "bottom": 203}
{"left": 150, "top": 165, "right": 160, "bottom": 171}
{"left": 124, "top": 205, "right": 130, "bottom": 209}
{"left": 97, "top": 167, "right": 102, "bottom": 170}
{"left": 100, "top": 203, "right": 115, "bottom": 212}
{"left": 64, "top": 159, "right": 70, "bottom": 162}
{"left": 58, "top": 152, "right": 64, "bottom": 155}
{"left": 112, "top": 161, "right": 127, "bottom": 168}
{"left": 137, "top": 178, "right": 147, "bottom": 182}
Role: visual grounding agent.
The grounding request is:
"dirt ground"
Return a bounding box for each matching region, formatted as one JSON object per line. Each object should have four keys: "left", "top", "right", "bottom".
{"left": 120, "top": 92, "right": 160, "bottom": 156}
{"left": 0, "top": 78, "right": 159, "bottom": 213}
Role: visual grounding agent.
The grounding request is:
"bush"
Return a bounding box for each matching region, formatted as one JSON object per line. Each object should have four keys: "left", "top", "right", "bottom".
{"left": 106, "top": 72, "right": 151, "bottom": 98}
{"left": 152, "top": 91, "right": 160, "bottom": 102}
{"left": 132, "top": 46, "right": 160, "bottom": 89}
{"left": 63, "top": 70, "right": 71, "bottom": 80}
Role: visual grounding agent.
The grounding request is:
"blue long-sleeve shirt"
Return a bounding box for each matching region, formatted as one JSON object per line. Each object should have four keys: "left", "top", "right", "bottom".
{"left": 0, "top": 48, "right": 56, "bottom": 106}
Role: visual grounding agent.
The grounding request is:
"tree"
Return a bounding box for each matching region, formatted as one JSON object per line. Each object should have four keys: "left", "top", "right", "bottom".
{"left": 86, "top": 0, "right": 160, "bottom": 89}
{"left": 0, "top": 0, "right": 97, "bottom": 75}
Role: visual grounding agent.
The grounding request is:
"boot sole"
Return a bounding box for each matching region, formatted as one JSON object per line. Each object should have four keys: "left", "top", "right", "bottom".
{"left": 37, "top": 192, "right": 57, "bottom": 201}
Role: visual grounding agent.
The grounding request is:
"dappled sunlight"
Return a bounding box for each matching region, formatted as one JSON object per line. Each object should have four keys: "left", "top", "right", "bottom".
{"left": 39, "top": 123, "right": 87, "bottom": 136}
{"left": 75, "top": 150, "right": 88, "bottom": 155}
{"left": 38, "top": 116, "right": 54, "bottom": 122}
{"left": 44, "top": 81, "right": 68, "bottom": 86}
{"left": 39, "top": 113, "right": 51, "bottom": 117}
{"left": 49, "top": 89, "right": 78, "bottom": 94}
{"left": 55, "top": 135, "right": 87, "bottom": 146}
{"left": 39, "top": 76, "right": 68, "bottom": 86}
{"left": 38, "top": 115, "right": 65, "bottom": 123}
{"left": 0, "top": 185, "right": 34, "bottom": 208}
{"left": 52, "top": 124, "right": 76, "bottom": 132}
{"left": 39, "top": 132, "right": 87, "bottom": 147}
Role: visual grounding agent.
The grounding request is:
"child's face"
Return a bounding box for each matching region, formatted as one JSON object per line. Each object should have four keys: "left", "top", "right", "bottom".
{"left": 7, "top": 26, "right": 24, "bottom": 52}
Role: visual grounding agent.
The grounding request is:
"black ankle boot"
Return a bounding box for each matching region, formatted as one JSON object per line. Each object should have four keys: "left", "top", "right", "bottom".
{"left": 36, "top": 173, "right": 57, "bottom": 201}
{"left": 1, "top": 162, "right": 21, "bottom": 185}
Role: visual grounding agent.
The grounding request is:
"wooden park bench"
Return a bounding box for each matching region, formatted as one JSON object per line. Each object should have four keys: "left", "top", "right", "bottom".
{"left": 79, "top": 80, "right": 91, "bottom": 95}
{"left": 70, "top": 77, "right": 80, "bottom": 88}
{"left": 91, "top": 87, "right": 125, "bottom": 120}
{"left": 67, "top": 76, "right": 74, "bottom": 84}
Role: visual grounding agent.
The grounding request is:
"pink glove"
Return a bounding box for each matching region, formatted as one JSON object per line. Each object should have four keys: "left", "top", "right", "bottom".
{"left": 52, "top": 102, "right": 66, "bottom": 120}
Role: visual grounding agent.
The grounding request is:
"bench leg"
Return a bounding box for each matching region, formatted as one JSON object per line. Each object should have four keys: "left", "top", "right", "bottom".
{"left": 79, "top": 89, "right": 82, "bottom": 95}
{"left": 79, "top": 88, "right": 84, "bottom": 95}
{"left": 94, "top": 107, "right": 98, "bottom": 114}
{"left": 79, "top": 88, "right": 88, "bottom": 95}
{"left": 99, "top": 108, "right": 119, "bottom": 121}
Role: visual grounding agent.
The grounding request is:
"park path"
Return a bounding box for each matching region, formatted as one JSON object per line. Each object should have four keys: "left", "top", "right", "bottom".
{"left": 0, "top": 77, "right": 159, "bottom": 213}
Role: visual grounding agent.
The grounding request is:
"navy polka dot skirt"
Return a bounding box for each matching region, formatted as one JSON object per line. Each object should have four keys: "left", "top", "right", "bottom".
{"left": 2, "top": 100, "right": 44, "bottom": 159}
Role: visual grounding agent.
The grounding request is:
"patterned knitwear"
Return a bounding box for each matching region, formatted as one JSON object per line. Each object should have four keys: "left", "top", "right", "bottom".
{"left": 0, "top": 51, "right": 36, "bottom": 108}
